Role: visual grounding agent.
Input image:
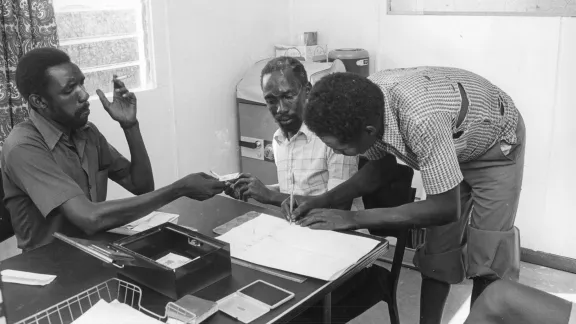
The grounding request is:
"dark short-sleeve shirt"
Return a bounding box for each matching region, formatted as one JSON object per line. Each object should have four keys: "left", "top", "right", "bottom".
{"left": 0, "top": 109, "right": 130, "bottom": 251}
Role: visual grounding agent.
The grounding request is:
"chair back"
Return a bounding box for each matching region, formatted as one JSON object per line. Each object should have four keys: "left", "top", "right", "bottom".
{"left": 0, "top": 172, "right": 15, "bottom": 242}
{"left": 359, "top": 155, "right": 415, "bottom": 209}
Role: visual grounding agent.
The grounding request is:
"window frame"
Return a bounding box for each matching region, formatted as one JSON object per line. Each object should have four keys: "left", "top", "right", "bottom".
{"left": 54, "top": 0, "right": 155, "bottom": 97}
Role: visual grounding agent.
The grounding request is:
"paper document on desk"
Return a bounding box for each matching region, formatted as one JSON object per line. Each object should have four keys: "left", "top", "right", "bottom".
{"left": 108, "top": 211, "right": 179, "bottom": 235}
{"left": 1, "top": 270, "right": 56, "bottom": 286}
{"left": 72, "top": 299, "right": 163, "bottom": 324}
{"left": 215, "top": 214, "right": 380, "bottom": 281}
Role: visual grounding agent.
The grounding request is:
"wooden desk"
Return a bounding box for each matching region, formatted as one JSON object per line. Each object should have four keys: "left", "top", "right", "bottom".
{"left": 0, "top": 195, "right": 388, "bottom": 324}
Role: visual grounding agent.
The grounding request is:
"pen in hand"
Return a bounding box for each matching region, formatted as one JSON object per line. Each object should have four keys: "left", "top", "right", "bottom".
{"left": 289, "top": 173, "right": 295, "bottom": 225}
{"left": 289, "top": 193, "right": 294, "bottom": 225}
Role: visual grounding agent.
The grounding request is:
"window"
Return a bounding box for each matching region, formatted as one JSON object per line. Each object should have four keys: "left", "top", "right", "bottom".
{"left": 53, "top": 0, "right": 154, "bottom": 95}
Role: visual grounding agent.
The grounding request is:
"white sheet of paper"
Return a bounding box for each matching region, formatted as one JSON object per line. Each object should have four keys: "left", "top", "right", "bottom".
{"left": 108, "top": 211, "right": 179, "bottom": 235}
{"left": 1, "top": 270, "right": 56, "bottom": 286}
{"left": 72, "top": 299, "right": 164, "bottom": 324}
{"left": 215, "top": 214, "right": 380, "bottom": 281}
{"left": 156, "top": 253, "right": 198, "bottom": 269}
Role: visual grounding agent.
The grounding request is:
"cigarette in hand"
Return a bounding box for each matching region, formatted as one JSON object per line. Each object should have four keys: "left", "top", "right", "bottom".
{"left": 115, "top": 75, "right": 128, "bottom": 81}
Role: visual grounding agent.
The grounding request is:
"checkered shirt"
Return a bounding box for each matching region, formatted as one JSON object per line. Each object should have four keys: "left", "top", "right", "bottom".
{"left": 363, "top": 67, "right": 519, "bottom": 195}
{"left": 273, "top": 124, "right": 364, "bottom": 210}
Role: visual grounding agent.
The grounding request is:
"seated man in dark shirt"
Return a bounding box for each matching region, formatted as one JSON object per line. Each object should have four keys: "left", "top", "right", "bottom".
{"left": 1, "top": 47, "right": 225, "bottom": 251}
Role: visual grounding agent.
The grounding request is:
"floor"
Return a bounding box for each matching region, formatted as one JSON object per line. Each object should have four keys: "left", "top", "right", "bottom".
{"left": 350, "top": 261, "right": 576, "bottom": 324}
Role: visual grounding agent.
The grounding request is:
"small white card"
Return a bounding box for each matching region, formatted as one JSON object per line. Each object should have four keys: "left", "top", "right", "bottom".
{"left": 156, "top": 253, "right": 198, "bottom": 270}
{"left": 1, "top": 269, "right": 56, "bottom": 286}
{"left": 218, "top": 172, "right": 240, "bottom": 182}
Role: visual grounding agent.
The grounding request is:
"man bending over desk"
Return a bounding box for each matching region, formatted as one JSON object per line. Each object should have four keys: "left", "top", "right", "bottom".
{"left": 227, "top": 57, "right": 364, "bottom": 212}
{"left": 1, "top": 48, "right": 226, "bottom": 252}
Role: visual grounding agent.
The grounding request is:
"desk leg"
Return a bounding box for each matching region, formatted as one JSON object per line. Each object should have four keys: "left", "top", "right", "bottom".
{"left": 323, "top": 293, "right": 332, "bottom": 324}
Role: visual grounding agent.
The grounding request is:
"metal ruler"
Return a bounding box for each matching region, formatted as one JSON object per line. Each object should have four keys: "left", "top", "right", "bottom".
{"left": 231, "top": 258, "right": 307, "bottom": 283}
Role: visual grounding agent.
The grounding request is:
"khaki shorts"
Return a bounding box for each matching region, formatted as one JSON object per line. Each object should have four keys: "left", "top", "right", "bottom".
{"left": 414, "top": 114, "right": 526, "bottom": 284}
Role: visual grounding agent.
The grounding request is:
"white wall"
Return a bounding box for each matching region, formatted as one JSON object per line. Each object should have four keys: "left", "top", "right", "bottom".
{"left": 289, "top": 0, "right": 381, "bottom": 75}
{"left": 166, "top": 0, "right": 291, "bottom": 176}
{"left": 289, "top": 1, "right": 576, "bottom": 258}
{"left": 543, "top": 18, "right": 576, "bottom": 258}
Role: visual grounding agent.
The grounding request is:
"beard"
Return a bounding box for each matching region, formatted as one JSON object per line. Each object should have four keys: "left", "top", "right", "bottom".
{"left": 275, "top": 114, "right": 303, "bottom": 135}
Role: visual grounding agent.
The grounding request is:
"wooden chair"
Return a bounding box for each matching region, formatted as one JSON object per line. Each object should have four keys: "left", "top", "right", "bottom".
{"left": 0, "top": 173, "right": 14, "bottom": 243}
{"left": 359, "top": 155, "right": 416, "bottom": 324}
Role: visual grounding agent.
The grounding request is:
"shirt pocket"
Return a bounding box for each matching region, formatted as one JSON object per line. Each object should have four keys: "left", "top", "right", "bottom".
{"left": 95, "top": 169, "right": 109, "bottom": 202}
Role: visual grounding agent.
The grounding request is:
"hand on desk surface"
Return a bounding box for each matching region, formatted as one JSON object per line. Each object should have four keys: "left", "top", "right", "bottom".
{"left": 96, "top": 75, "right": 138, "bottom": 129}
{"left": 176, "top": 173, "right": 226, "bottom": 201}
{"left": 297, "top": 209, "right": 359, "bottom": 231}
{"left": 225, "top": 173, "right": 274, "bottom": 204}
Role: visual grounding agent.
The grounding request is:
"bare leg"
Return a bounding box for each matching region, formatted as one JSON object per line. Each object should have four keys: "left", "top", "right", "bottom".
{"left": 465, "top": 279, "right": 572, "bottom": 324}
{"left": 420, "top": 276, "right": 450, "bottom": 324}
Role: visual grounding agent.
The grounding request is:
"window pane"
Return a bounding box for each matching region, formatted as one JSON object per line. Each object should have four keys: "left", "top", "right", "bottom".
{"left": 84, "top": 66, "right": 140, "bottom": 96}
{"left": 61, "top": 37, "right": 139, "bottom": 69}
{"left": 56, "top": 10, "right": 137, "bottom": 40}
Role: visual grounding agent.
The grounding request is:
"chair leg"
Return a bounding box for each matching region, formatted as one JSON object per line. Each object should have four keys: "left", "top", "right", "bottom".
{"left": 387, "top": 292, "right": 400, "bottom": 324}
{"left": 386, "top": 230, "right": 408, "bottom": 324}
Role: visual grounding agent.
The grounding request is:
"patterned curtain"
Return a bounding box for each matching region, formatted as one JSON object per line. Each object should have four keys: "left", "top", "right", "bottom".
{"left": 0, "top": 0, "right": 59, "bottom": 148}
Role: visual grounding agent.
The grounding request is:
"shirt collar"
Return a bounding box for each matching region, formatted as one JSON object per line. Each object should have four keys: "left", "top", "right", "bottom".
{"left": 29, "top": 109, "right": 90, "bottom": 151}
{"left": 273, "top": 123, "right": 314, "bottom": 144}
{"left": 29, "top": 109, "right": 67, "bottom": 151}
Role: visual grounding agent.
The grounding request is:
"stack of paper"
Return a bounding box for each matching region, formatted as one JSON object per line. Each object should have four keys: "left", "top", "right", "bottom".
{"left": 72, "top": 299, "right": 164, "bottom": 324}
{"left": 215, "top": 214, "right": 380, "bottom": 281}
{"left": 1, "top": 270, "right": 56, "bottom": 286}
{"left": 108, "top": 211, "right": 179, "bottom": 235}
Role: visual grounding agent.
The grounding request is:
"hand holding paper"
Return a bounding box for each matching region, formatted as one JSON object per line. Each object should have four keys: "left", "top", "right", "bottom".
{"left": 108, "top": 211, "right": 179, "bottom": 235}
{"left": 210, "top": 170, "right": 240, "bottom": 182}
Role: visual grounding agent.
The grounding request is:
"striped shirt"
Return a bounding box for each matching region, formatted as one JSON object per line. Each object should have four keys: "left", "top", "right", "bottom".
{"left": 273, "top": 124, "right": 364, "bottom": 210}
{"left": 362, "top": 67, "right": 519, "bottom": 195}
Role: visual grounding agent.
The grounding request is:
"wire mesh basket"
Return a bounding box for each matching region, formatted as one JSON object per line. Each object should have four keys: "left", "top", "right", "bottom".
{"left": 14, "top": 278, "right": 196, "bottom": 324}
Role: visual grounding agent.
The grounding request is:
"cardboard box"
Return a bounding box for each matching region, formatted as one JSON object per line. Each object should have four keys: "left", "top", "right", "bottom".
{"left": 274, "top": 44, "right": 328, "bottom": 62}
